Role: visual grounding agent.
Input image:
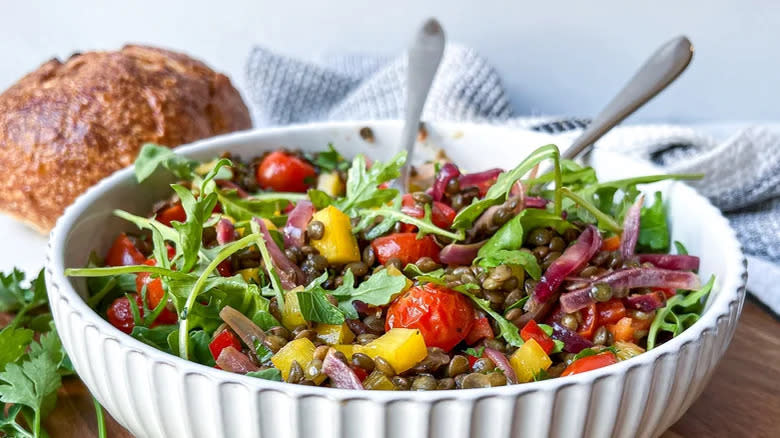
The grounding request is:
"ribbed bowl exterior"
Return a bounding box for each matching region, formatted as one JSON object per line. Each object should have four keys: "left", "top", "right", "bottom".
{"left": 46, "top": 122, "right": 747, "bottom": 438}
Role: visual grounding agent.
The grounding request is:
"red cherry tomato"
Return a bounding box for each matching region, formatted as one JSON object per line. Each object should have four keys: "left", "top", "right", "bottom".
{"left": 216, "top": 260, "right": 233, "bottom": 277}
{"left": 561, "top": 352, "right": 618, "bottom": 376}
{"left": 400, "top": 194, "right": 457, "bottom": 231}
{"left": 371, "top": 233, "right": 441, "bottom": 266}
{"left": 255, "top": 151, "right": 317, "bottom": 193}
{"left": 105, "top": 233, "right": 146, "bottom": 267}
{"left": 577, "top": 303, "right": 598, "bottom": 340}
{"left": 385, "top": 283, "right": 475, "bottom": 351}
{"left": 596, "top": 299, "right": 626, "bottom": 326}
{"left": 464, "top": 316, "right": 494, "bottom": 345}
{"left": 135, "top": 260, "right": 178, "bottom": 325}
{"left": 155, "top": 203, "right": 187, "bottom": 227}
{"left": 107, "top": 295, "right": 144, "bottom": 334}
{"left": 209, "top": 330, "right": 243, "bottom": 360}
{"left": 520, "top": 320, "right": 556, "bottom": 354}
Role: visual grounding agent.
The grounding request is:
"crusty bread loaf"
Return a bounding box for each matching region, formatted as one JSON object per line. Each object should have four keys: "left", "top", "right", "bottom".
{"left": 0, "top": 45, "right": 252, "bottom": 233}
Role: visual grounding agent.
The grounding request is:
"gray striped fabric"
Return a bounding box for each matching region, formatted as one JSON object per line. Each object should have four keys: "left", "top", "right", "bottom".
{"left": 246, "top": 45, "right": 779, "bottom": 312}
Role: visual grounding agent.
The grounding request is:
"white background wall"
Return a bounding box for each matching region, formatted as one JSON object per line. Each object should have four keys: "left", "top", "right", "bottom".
{"left": 2, "top": 0, "right": 776, "bottom": 123}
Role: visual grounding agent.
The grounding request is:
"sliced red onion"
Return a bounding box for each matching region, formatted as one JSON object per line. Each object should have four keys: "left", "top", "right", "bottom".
{"left": 552, "top": 322, "right": 593, "bottom": 354}
{"left": 559, "top": 268, "right": 702, "bottom": 313}
{"left": 439, "top": 241, "right": 487, "bottom": 265}
{"left": 432, "top": 162, "right": 461, "bottom": 201}
{"left": 528, "top": 225, "right": 602, "bottom": 305}
{"left": 253, "top": 218, "right": 305, "bottom": 289}
{"left": 459, "top": 168, "right": 503, "bottom": 188}
{"left": 638, "top": 254, "right": 700, "bottom": 271}
{"left": 216, "top": 346, "right": 259, "bottom": 374}
{"left": 625, "top": 292, "right": 667, "bottom": 312}
{"left": 283, "top": 200, "right": 314, "bottom": 249}
{"left": 216, "top": 218, "right": 237, "bottom": 245}
{"left": 525, "top": 197, "right": 549, "bottom": 209}
{"left": 620, "top": 195, "right": 644, "bottom": 260}
{"left": 483, "top": 347, "right": 518, "bottom": 384}
{"left": 322, "top": 350, "right": 364, "bottom": 390}
{"left": 219, "top": 306, "right": 266, "bottom": 358}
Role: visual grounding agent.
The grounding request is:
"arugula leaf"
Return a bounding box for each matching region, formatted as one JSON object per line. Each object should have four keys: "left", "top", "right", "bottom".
{"left": 331, "top": 269, "right": 408, "bottom": 320}
{"left": 311, "top": 144, "right": 350, "bottom": 172}
{"left": 296, "top": 288, "right": 345, "bottom": 324}
{"left": 478, "top": 250, "right": 541, "bottom": 280}
{"left": 452, "top": 144, "right": 562, "bottom": 229}
{"left": 335, "top": 152, "right": 405, "bottom": 214}
{"left": 131, "top": 325, "right": 178, "bottom": 354}
{"left": 247, "top": 368, "right": 283, "bottom": 382}
{"left": 674, "top": 241, "right": 689, "bottom": 255}
{"left": 0, "top": 352, "right": 62, "bottom": 437}
{"left": 134, "top": 143, "right": 199, "bottom": 183}
{"left": 307, "top": 189, "right": 334, "bottom": 209}
{"left": 477, "top": 209, "right": 573, "bottom": 263}
{"left": 251, "top": 310, "right": 280, "bottom": 331}
{"left": 638, "top": 191, "right": 670, "bottom": 252}
{"left": 454, "top": 285, "right": 524, "bottom": 347}
{"left": 532, "top": 369, "right": 551, "bottom": 381}
{"left": 572, "top": 346, "right": 618, "bottom": 361}
{"left": 355, "top": 202, "right": 464, "bottom": 241}
{"left": 504, "top": 295, "right": 529, "bottom": 314}
{"left": 464, "top": 346, "right": 485, "bottom": 358}
{"left": 647, "top": 276, "right": 715, "bottom": 350}
{"left": 0, "top": 327, "right": 34, "bottom": 371}
{"left": 164, "top": 329, "right": 217, "bottom": 366}
{"left": 217, "top": 189, "right": 295, "bottom": 222}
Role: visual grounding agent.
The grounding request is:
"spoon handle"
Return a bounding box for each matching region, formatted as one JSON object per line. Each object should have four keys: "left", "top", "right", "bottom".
{"left": 563, "top": 36, "right": 694, "bottom": 160}
{"left": 400, "top": 18, "right": 445, "bottom": 191}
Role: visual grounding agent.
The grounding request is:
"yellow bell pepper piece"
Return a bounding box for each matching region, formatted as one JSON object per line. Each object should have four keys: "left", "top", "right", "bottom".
{"left": 510, "top": 338, "right": 552, "bottom": 383}
{"left": 361, "top": 328, "right": 427, "bottom": 374}
{"left": 261, "top": 218, "right": 277, "bottom": 231}
{"left": 316, "top": 172, "right": 345, "bottom": 197}
{"left": 238, "top": 268, "right": 260, "bottom": 283}
{"left": 310, "top": 206, "right": 361, "bottom": 264}
{"left": 314, "top": 323, "right": 355, "bottom": 345}
{"left": 281, "top": 287, "right": 306, "bottom": 330}
{"left": 270, "top": 338, "right": 325, "bottom": 384}
{"left": 363, "top": 370, "right": 396, "bottom": 390}
{"left": 331, "top": 344, "right": 361, "bottom": 359}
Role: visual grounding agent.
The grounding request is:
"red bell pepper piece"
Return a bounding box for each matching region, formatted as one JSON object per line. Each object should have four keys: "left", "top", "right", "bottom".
{"left": 399, "top": 194, "right": 457, "bottom": 232}
{"left": 105, "top": 233, "right": 146, "bottom": 267}
{"left": 596, "top": 299, "right": 626, "bottom": 326}
{"left": 577, "top": 303, "right": 598, "bottom": 340}
{"left": 209, "top": 330, "right": 243, "bottom": 361}
{"left": 155, "top": 203, "right": 187, "bottom": 227}
{"left": 561, "top": 352, "right": 618, "bottom": 376}
{"left": 520, "top": 320, "right": 556, "bottom": 354}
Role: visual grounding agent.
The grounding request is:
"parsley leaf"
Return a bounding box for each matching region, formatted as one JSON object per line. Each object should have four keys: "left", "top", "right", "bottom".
{"left": 134, "top": 143, "right": 199, "bottom": 183}
{"left": 0, "top": 327, "right": 34, "bottom": 371}
{"left": 0, "top": 352, "right": 62, "bottom": 437}
{"left": 331, "top": 269, "right": 408, "bottom": 320}
{"left": 638, "top": 191, "right": 670, "bottom": 252}
{"left": 335, "top": 152, "right": 406, "bottom": 215}
{"left": 247, "top": 368, "right": 283, "bottom": 382}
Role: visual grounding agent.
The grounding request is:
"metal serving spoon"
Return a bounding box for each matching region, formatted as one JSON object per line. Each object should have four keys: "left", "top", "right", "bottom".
{"left": 563, "top": 36, "right": 694, "bottom": 160}
{"left": 398, "top": 18, "right": 445, "bottom": 192}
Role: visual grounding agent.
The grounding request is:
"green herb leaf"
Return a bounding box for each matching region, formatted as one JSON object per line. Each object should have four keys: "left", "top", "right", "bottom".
{"left": 454, "top": 286, "right": 524, "bottom": 347}
{"left": 335, "top": 152, "right": 405, "bottom": 215}
{"left": 296, "top": 288, "right": 345, "bottom": 324}
{"left": 674, "top": 241, "right": 689, "bottom": 255}
{"left": 477, "top": 209, "right": 572, "bottom": 268}
{"left": 131, "top": 325, "right": 178, "bottom": 354}
{"left": 647, "top": 276, "right": 715, "bottom": 350}
{"left": 572, "top": 346, "right": 617, "bottom": 361}
{"left": 0, "top": 327, "right": 34, "bottom": 371}
{"left": 478, "top": 249, "right": 541, "bottom": 280}
{"left": 217, "top": 190, "right": 294, "bottom": 222}
{"left": 355, "top": 202, "right": 464, "bottom": 241}
{"left": 638, "top": 191, "right": 670, "bottom": 252}
{"left": 134, "top": 144, "right": 199, "bottom": 183}
{"left": 246, "top": 368, "right": 283, "bottom": 382}
{"left": 452, "top": 144, "right": 562, "bottom": 229}
{"left": 0, "top": 352, "right": 62, "bottom": 436}
{"left": 332, "top": 269, "right": 408, "bottom": 320}
{"left": 307, "top": 189, "right": 335, "bottom": 209}
{"left": 311, "top": 144, "right": 350, "bottom": 172}
{"left": 464, "top": 346, "right": 485, "bottom": 358}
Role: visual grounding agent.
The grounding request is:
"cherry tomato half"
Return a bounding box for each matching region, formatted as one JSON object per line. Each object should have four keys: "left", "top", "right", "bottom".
{"left": 371, "top": 233, "right": 441, "bottom": 266}
{"left": 385, "top": 283, "right": 475, "bottom": 351}
{"left": 561, "top": 352, "right": 618, "bottom": 376}
{"left": 464, "top": 316, "right": 494, "bottom": 345}
{"left": 107, "top": 295, "right": 144, "bottom": 334}
{"left": 105, "top": 233, "right": 146, "bottom": 267}
{"left": 255, "top": 151, "right": 317, "bottom": 193}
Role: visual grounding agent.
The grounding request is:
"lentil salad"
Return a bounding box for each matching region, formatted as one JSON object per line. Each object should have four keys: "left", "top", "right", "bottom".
{"left": 66, "top": 142, "right": 713, "bottom": 390}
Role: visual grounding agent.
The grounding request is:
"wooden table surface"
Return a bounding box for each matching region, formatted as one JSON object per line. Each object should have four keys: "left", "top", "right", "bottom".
{"left": 24, "top": 299, "right": 780, "bottom": 437}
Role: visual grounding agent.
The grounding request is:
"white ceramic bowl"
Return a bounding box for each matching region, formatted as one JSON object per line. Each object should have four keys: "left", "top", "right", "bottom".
{"left": 46, "top": 121, "right": 747, "bottom": 438}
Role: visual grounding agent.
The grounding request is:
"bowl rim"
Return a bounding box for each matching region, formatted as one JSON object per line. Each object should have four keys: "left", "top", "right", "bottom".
{"left": 46, "top": 120, "right": 748, "bottom": 403}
